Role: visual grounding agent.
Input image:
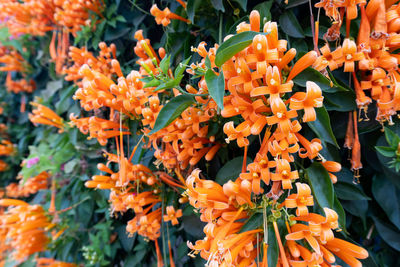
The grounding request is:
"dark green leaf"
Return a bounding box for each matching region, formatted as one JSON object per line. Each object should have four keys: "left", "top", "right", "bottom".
{"left": 335, "top": 182, "right": 371, "bottom": 201}
{"left": 232, "top": 0, "right": 247, "bottom": 10}
{"left": 205, "top": 70, "right": 225, "bottom": 109}
{"left": 324, "top": 91, "right": 356, "bottom": 111}
{"left": 372, "top": 216, "right": 400, "bottom": 251}
{"left": 372, "top": 174, "right": 400, "bottom": 230}
{"left": 116, "top": 225, "right": 135, "bottom": 252}
{"left": 239, "top": 213, "right": 262, "bottom": 233}
{"left": 333, "top": 195, "right": 347, "bottom": 232}
{"left": 308, "top": 107, "right": 339, "bottom": 147}
{"left": 215, "top": 31, "right": 264, "bottom": 67}
{"left": 216, "top": 156, "right": 251, "bottom": 185}
{"left": 292, "top": 67, "right": 347, "bottom": 93}
{"left": 153, "top": 80, "right": 178, "bottom": 92}
{"left": 278, "top": 10, "right": 304, "bottom": 38}
{"left": 149, "top": 95, "right": 194, "bottom": 135}
{"left": 375, "top": 146, "right": 396, "bottom": 157}
{"left": 341, "top": 199, "right": 368, "bottom": 223}
{"left": 267, "top": 223, "right": 279, "bottom": 267}
{"left": 306, "top": 162, "right": 334, "bottom": 209}
{"left": 254, "top": 1, "right": 272, "bottom": 22}
{"left": 211, "top": 0, "right": 225, "bottom": 12}
{"left": 187, "top": 0, "right": 201, "bottom": 23}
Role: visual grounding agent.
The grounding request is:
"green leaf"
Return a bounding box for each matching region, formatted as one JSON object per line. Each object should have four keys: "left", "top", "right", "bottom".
{"left": 116, "top": 225, "right": 135, "bottom": 252}
{"left": 205, "top": 70, "right": 225, "bottom": 109}
{"left": 372, "top": 174, "right": 400, "bottom": 230}
{"left": 278, "top": 10, "right": 304, "bottom": 38}
{"left": 143, "top": 78, "right": 161, "bottom": 88}
{"left": 375, "top": 146, "right": 396, "bottom": 157}
{"left": 267, "top": 223, "right": 279, "bottom": 267}
{"left": 187, "top": 0, "right": 201, "bottom": 23}
{"left": 333, "top": 195, "right": 347, "bottom": 232}
{"left": 292, "top": 67, "right": 347, "bottom": 93}
{"left": 232, "top": 0, "right": 247, "bottom": 10}
{"left": 216, "top": 156, "right": 251, "bottom": 185}
{"left": 254, "top": 1, "right": 273, "bottom": 22}
{"left": 384, "top": 127, "right": 400, "bottom": 147}
{"left": 211, "top": 0, "right": 225, "bottom": 12}
{"left": 372, "top": 216, "right": 400, "bottom": 251}
{"left": 174, "top": 57, "right": 191, "bottom": 78}
{"left": 149, "top": 95, "right": 195, "bottom": 135}
{"left": 306, "top": 162, "right": 334, "bottom": 209}
{"left": 153, "top": 80, "right": 178, "bottom": 92}
{"left": 335, "top": 182, "right": 371, "bottom": 201}
{"left": 308, "top": 107, "right": 339, "bottom": 147}
{"left": 159, "top": 55, "right": 171, "bottom": 74}
{"left": 324, "top": 91, "right": 356, "bottom": 111}
{"left": 215, "top": 31, "right": 265, "bottom": 67}
{"left": 240, "top": 213, "right": 262, "bottom": 233}
{"left": 341, "top": 199, "right": 368, "bottom": 223}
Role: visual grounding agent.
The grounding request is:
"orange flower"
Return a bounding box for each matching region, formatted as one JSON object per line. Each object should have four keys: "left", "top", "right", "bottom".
{"left": 271, "top": 159, "right": 299, "bottom": 189}
{"left": 223, "top": 121, "right": 251, "bottom": 147}
{"left": 290, "top": 81, "right": 324, "bottom": 122}
{"left": 284, "top": 182, "right": 314, "bottom": 216}
{"left": 313, "top": 44, "right": 344, "bottom": 71}
{"left": 342, "top": 38, "right": 365, "bottom": 72}
{"left": 163, "top": 206, "right": 182, "bottom": 225}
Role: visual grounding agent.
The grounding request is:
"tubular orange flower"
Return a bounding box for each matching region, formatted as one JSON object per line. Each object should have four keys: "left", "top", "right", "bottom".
{"left": 150, "top": 4, "right": 190, "bottom": 26}
{"left": 271, "top": 159, "right": 299, "bottom": 189}
{"left": 29, "top": 102, "right": 64, "bottom": 132}
{"left": 342, "top": 38, "right": 365, "bottom": 72}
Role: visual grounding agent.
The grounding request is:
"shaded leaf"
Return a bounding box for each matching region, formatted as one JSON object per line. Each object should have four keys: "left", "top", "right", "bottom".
{"left": 372, "top": 174, "right": 400, "bottom": 230}
{"left": 306, "top": 162, "right": 334, "bottom": 209}
{"left": 187, "top": 0, "right": 201, "bottom": 23}
{"left": 232, "top": 0, "right": 247, "bottom": 10}
{"left": 267, "top": 223, "right": 279, "bottom": 267}
{"left": 372, "top": 216, "right": 400, "bottom": 251}
{"left": 308, "top": 107, "right": 339, "bottom": 147}
{"left": 211, "top": 0, "right": 225, "bottom": 12}
{"left": 279, "top": 10, "right": 304, "bottom": 38}
{"left": 375, "top": 146, "right": 396, "bottom": 157}
{"left": 335, "top": 182, "right": 371, "bottom": 201}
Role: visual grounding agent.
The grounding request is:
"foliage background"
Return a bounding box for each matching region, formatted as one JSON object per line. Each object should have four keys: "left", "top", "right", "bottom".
{"left": 1, "top": 0, "right": 400, "bottom": 266}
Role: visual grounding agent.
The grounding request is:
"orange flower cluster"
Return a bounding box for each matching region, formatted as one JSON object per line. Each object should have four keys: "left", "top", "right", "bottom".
{"left": 64, "top": 42, "right": 116, "bottom": 85}
{"left": 29, "top": 102, "right": 64, "bottom": 132}
{"left": 0, "top": 199, "right": 51, "bottom": 263}
{"left": 0, "top": 0, "right": 103, "bottom": 37}
{"left": 183, "top": 11, "right": 367, "bottom": 266}
{"left": 5, "top": 171, "right": 49, "bottom": 198}
{"left": 53, "top": 0, "right": 103, "bottom": 35}
{"left": 0, "top": 47, "right": 36, "bottom": 93}
{"left": 315, "top": 0, "right": 400, "bottom": 178}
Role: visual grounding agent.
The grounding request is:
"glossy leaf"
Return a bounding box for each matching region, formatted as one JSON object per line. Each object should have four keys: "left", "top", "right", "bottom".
{"left": 215, "top": 31, "right": 264, "bottom": 67}
{"left": 254, "top": 1, "right": 272, "bottom": 22}
{"left": 279, "top": 10, "right": 304, "bottom": 38}
{"left": 187, "top": 0, "right": 201, "bottom": 23}
{"left": 211, "top": 0, "right": 225, "bottom": 12}
{"left": 205, "top": 70, "right": 225, "bottom": 109}
{"left": 174, "top": 57, "right": 191, "bottom": 78}
{"left": 333, "top": 195, "right": 347, "bottom": 232}
{"left": 375, "top": 146, "right": 396, "bottom": 157}
{"left": 306, "top": 162, "right": 334, "bottom": 209}
{"left": 308, "top": 107, "right": 339, "bottom": 147}
{"left": 149, "top": 95, "right": 194, "bottom": 135}
{"left": 335, "top": 182, "right": 371, "bottom": 201}
{"left": 292, "top": 67, "right": 347, "bottom": 93}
